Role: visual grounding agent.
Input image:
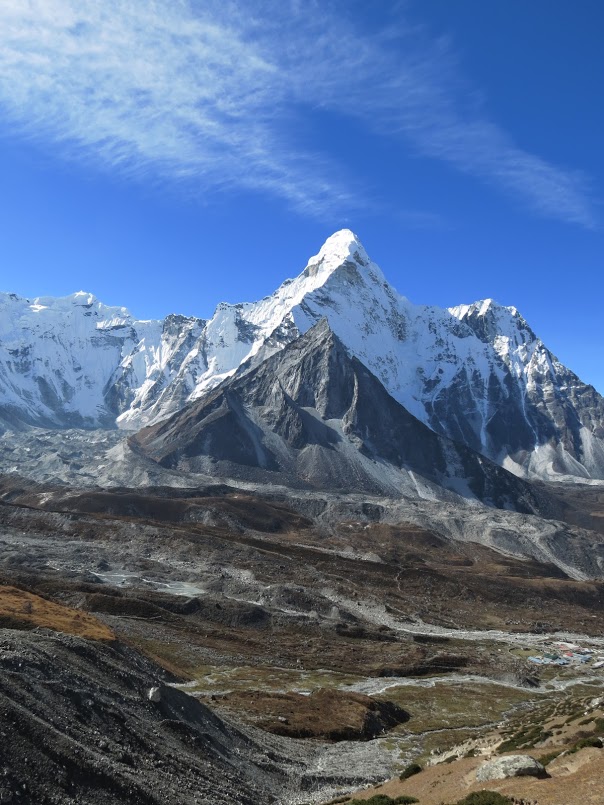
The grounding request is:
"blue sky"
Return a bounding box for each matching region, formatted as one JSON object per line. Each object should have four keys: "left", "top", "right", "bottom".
{"left": 0, "top": 1, "right": 602, "bottom": 389}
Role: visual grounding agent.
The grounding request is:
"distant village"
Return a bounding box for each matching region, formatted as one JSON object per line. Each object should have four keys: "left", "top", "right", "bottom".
{"left": 527, "top": 641, "right": 604, "bottom": 667}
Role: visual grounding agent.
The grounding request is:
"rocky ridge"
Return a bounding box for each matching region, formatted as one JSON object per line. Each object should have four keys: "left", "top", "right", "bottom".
{"left": 1, "top": 231, "right": 603, "bottom": 481}
{"left": 129, "top": 318, "right": 559, "bottom": 515}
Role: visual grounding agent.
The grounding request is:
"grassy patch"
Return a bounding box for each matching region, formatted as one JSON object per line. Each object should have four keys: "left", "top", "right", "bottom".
{"left": 399, "top": 762, "right": 421, "bottom": 780}
{"left": 0, "top": 585, "right": 114, "bottom": 641}
{"left": 451, "top": 793, "right": 513, "bottom": 805}
{"left": 538, "top": 749, "right": 563, "bottom": 765}
{"left": 497, "top": 724, "right": 552, "bottom": 752}
{"left": 381, "top": 681, "right": 533, "bottom": 734}
{"left": 412, "top": 728, "right": 482, "bottom": 764}
{"left": 124, "top": 636, "right": 201, "bottom": 678}
{"left": 176, "top": 663, "right": 362, "bottom": 695}
{"left": 349, "top": 797, "right": 418, "bottom": 805}
{"left": 569, "top": 735, "right": 603, "bottom": 752}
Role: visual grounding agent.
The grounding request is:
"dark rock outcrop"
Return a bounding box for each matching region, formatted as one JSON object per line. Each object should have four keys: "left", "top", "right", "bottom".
{"left": 130, "top": 320, "right": 561, "bottom": 515}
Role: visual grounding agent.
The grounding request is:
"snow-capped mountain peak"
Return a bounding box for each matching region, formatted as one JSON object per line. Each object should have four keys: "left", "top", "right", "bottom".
{"left": 305, "top": 228, "right": 370, "bottom": 273}
{"left": 303, "top": 228, "right": 387, "bottom": 292}
{"left": 1, "top": 232, "right": 604, "bottom": 482}
{"left": 449, "top": 298, "right": 537, "bottom": 349}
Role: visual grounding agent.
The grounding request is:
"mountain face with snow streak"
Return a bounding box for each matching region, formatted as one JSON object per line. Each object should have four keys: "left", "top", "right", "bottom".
{"left": 448, "top": 300, "right": 604, "bottom": 479}
{"left": 130, "top": 318, "right": 559, "bottom": 514}
{"left": 1, "top": 230, "right": 603, "bottom": 481}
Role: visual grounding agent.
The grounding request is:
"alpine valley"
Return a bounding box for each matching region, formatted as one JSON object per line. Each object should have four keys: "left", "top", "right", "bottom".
{"left": 2, "top": 231, "right": 604, "bottom": 805}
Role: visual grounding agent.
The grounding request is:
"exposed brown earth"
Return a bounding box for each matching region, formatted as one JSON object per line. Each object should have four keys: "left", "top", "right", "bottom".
{"left": 208, "top": 688, "right": 409, "bottom": 740}
{"left": 537, "top": 480, "right": 604, "bottom": 535}
{"left": 0, "top": 572, "right": 498, "bottom": 682}
{"left": 1, "top": 480, "right": 604, "bottom": 638}
{"left": 2, "top": 477, "right": 604, "bottom": 802}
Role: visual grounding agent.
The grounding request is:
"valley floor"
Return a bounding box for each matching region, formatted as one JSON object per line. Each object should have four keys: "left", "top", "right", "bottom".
{"left": 1, "top": 474, "right": 604, "bottom": 802}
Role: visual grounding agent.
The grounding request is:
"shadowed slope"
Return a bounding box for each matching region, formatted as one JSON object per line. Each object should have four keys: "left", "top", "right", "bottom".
{"left": 130, "top": 320, "right": 560, "bottom": 515}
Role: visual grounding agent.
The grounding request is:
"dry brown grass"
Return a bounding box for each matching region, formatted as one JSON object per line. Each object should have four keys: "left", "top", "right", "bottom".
{"left": 0, "top": 585, "right": 114, "bottom": 640}
{"left": 345, "top": 748, "right": 604, "bottom": 805}
{"left": 343, "top": 688, "right": 604, "bottom": 805}
{"left": 125, "top": 636, "right": 198, "bottom": 678}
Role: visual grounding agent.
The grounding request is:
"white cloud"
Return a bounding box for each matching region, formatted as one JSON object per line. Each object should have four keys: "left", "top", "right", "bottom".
{"left": 0, "top": 0, "right": 596, "bottom": 226}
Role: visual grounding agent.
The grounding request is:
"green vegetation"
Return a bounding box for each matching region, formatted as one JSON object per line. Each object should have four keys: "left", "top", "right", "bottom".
{"left": 382, "top": 681, "right": 532, "bottom": 735}
{"left": 497, "top": 723, "right": 551, "bottom": 753}
{"left": 348, "top": 797, "right": 418, "bottom": 805}
{"left": 451, "top": 793, "right": 513, "bottom": 805}
{"left": 569, "top": 735, "right": 603, "bottom": 752}
{"left": 153, "top": 655, "right": 363, "bottom": 694}
{"left": 413, "top": 727, "right": 479, "bottom": 763}
{"left": 538, "top": 749, "right": 563, "bottom": 766}
{"left": 338, "top": 678, "right": 604, "bottom": 805}
{"left": 125, "top": 636, "right": 202, "bottom": 678}
{"left": 399, "top": 762, "right": 422, "bottom": 780}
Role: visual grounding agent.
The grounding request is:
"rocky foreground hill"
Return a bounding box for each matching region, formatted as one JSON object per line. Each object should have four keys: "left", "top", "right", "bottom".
{"left": 2, "top": 480, "right": 604, "bottom": 804}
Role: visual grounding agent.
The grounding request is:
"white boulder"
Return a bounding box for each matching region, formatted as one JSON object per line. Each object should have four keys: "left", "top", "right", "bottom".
{"left": 476, "top": 754, "right": 545, "bottom": 782}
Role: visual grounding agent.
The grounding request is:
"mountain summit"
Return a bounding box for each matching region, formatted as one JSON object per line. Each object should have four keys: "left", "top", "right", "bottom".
{"left": 302, "top": 228, "right": 375, "bottom": 280}
{"left": 1, "top": 231, "right": 603, "bottom": 481}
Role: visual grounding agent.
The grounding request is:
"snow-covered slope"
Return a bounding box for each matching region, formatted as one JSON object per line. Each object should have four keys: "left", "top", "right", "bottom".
{"left": 130, "top": 318, "right": 559, "bottom": 514}
{"left": 1, "top": 231, "right": 603, "bottom": 481}
{"left": 0, "top": 291, "right": 206, "bottom": 428}
{"left": 448, "top": 298, "right": 604, "bottom": 479}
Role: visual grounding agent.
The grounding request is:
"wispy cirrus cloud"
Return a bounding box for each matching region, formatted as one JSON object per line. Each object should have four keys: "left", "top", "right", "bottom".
{"left": 0, "top": 0, "right": 596, "bottom": 227}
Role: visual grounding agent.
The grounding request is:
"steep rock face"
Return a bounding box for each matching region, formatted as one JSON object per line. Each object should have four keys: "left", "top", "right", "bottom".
{"left": 245, "top": 231, "right": 604, "bottom": 482}
{"left": 449, "top": 299, "right": 604, "bottom": 479}
{"left": 1, "top": 231, "right": 604, "bottom": 481}
{"left": 130, "top": 321, "right": 558, "bottom": 514}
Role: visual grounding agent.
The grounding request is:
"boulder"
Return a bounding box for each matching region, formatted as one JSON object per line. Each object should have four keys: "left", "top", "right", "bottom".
{"left": 147, "top": 686, "right": 161, "bottom": 703}
{"left": 476, "top": 754, "right": 546, "bottom": 782}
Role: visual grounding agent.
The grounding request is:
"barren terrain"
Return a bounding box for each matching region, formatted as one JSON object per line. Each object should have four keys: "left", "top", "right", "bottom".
{"left": 1, "top": 473, "right": 604, "bottom": 802}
